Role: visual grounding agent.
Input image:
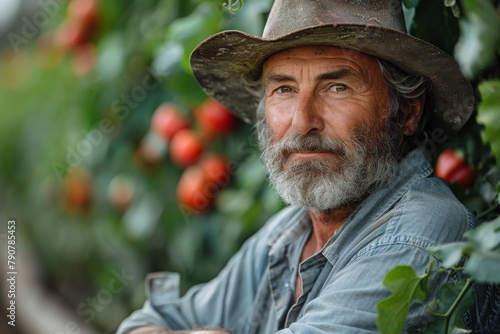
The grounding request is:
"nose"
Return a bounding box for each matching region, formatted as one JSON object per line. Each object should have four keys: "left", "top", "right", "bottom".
{"left": 292, "top": 92, "right": 324, "bottom": 135}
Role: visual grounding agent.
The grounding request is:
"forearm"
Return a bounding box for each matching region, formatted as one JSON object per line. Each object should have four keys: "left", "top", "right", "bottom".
{"left": 128, "top": 326, "right": 231, "bottom": 334}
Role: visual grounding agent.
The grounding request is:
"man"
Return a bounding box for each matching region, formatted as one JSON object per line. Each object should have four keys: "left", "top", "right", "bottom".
{"left": 117, "top": 0, "right": 475, "bottom": 333}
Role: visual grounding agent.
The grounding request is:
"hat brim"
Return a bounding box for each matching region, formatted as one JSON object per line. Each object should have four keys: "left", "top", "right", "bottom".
{"left": 190, "top": 24, "right": 474, "bottom": 135}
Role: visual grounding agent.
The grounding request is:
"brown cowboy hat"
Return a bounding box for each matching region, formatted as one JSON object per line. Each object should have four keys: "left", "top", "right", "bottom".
{"left": 190, "top": 0, "right": 474, "bottom": 135}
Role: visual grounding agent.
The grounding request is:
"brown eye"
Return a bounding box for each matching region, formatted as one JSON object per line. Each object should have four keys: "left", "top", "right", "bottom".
{"left": 276, "top": 86, "right": 293, "bottom": 94}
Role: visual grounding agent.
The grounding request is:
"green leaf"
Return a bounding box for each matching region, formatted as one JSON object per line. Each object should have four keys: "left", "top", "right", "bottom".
{"left": 455, "top": 0, "right": 500, "bottom": 78}
{"left": 424, "top": 318, "right": 473, "bottom": 334}
{"left": 465, "top": 250, "right": 500, "bottom": 283}
{"left": 428, "top": 242, "right": 470, "bottom": 268}
{"left": 464, "top": 216, "right": 500, "bottom": 251}
{"left": 152, "top": 42, "right": 184, "bottom": 76}
{"left": 164, "top": 3, "right": 223, "bottom": 72}
{"left": 166, "top": 3, "right": 221, "bottom": 44}
{"left": 477, "top": 81, "right": 500, "bottom": 169}
{"left": 461, "top": 0, "right": 479, "bottom": 13}
{"left": 377, "top": 265, "right": 430, "bottom": 334}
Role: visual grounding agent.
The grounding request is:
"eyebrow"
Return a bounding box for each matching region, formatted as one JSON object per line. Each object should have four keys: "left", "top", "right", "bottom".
{"left": 265, "top": 68, "right": 354, "bottom": 84}
{"left": 265, "top": 74, "right": 295, "bottom": 83}
{"left": 317, "top": 68, "right": 352, "bottom": 81}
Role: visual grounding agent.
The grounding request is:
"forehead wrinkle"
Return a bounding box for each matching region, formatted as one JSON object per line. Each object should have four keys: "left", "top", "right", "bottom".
{"left": 264, "top": 62, "right": 304, "bottom": 85}
{"left": 263, "top": 48, "right": 384, "bottom": 93}
{"left": 265, "top": 73, "right": 295, "bottom": 86}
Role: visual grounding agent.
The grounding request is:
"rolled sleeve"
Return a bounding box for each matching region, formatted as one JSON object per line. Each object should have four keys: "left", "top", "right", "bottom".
{"left": 116, "top": 299, "right": 172, "bottom": 334}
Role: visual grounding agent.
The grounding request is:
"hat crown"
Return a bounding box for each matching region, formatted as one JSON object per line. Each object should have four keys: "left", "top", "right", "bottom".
{"left": 263, "top": 0, "right": 407, "bottom": 38}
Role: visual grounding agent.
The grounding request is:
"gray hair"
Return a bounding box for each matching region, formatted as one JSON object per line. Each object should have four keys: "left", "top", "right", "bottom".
{"left": 376, "top": 58, "right": 432, "bottom": 140}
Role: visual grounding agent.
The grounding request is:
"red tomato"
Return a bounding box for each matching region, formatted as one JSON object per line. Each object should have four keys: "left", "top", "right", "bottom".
{"left": 195, "top": 99, "right": 237, "bottom": 139}
{"left": 170, "top": 129, "right": 203, "bottom": 166}
{"left": 449, "top": 165, "right": 476, "bottom": 189}
{"left": 176, "top": 166, "right": 214, "bottom": 214}
{"left": 435, "top": 149, "right": 465, "bottom": 182}
{"left": 435, "top": 149, "right": 476, "bottom": 189}
{"left": 200, "top": 155, "right": 232, "bottom": 190}
{"left": 54, "top": 20, "right": 89, "bottom": 49}
{"left": 68, "top": 0, "right": 99, "bottom": 28}
{"left": 151, "top": 104, "right": 189, "bottom": 142}
{"left": 55, "top": 0, "right": 99, "bottom": 51}
{"left": 63, "top": 168, "right": 92, "bottom": 213}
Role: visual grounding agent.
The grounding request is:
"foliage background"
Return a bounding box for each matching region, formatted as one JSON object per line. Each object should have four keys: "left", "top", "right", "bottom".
{"left": 0, "top": 0, "right": 498, "bottom": 333}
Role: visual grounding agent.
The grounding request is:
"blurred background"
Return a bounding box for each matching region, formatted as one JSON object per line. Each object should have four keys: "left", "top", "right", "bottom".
{"left": 0, "top": 0, "right": 498, "bottom": 333}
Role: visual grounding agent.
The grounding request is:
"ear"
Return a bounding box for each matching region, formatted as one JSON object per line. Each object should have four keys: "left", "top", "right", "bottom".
{"left": 402, "top": 95, "right": 425, "bottom": 137}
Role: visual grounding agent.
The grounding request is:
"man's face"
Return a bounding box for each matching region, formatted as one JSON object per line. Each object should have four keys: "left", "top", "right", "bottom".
{"left": 258, "top": 46, "right": 401, "bottom": 211}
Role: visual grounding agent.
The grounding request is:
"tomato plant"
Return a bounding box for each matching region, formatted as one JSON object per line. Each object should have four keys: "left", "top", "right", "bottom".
{"left": 0, "top": 0, "right": 276, "bottom": 332}
{"left": 377, "top": 0, "right": 500, "bottom": 333}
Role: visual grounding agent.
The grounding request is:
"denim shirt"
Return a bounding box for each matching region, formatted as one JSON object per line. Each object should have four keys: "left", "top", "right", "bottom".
{"left": 116, "top": 148, "right": 476, "bottom": 334}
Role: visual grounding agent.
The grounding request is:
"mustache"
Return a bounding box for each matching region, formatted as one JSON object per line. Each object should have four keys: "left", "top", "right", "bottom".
{"left": 268, "top": 132, "right": 348, "bottom": 158}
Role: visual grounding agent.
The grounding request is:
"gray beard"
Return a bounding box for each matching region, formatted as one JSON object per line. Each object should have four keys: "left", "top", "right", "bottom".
{"left": 257, "top": 117, "right": 401, "bottom": 212}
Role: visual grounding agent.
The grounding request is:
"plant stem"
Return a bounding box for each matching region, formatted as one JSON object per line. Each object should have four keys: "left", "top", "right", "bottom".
{"left": 477, "top": 202, "right": 499, "bottom": 220}
{"left": 443, "top": 278, "right": 473, "bottom": 333}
